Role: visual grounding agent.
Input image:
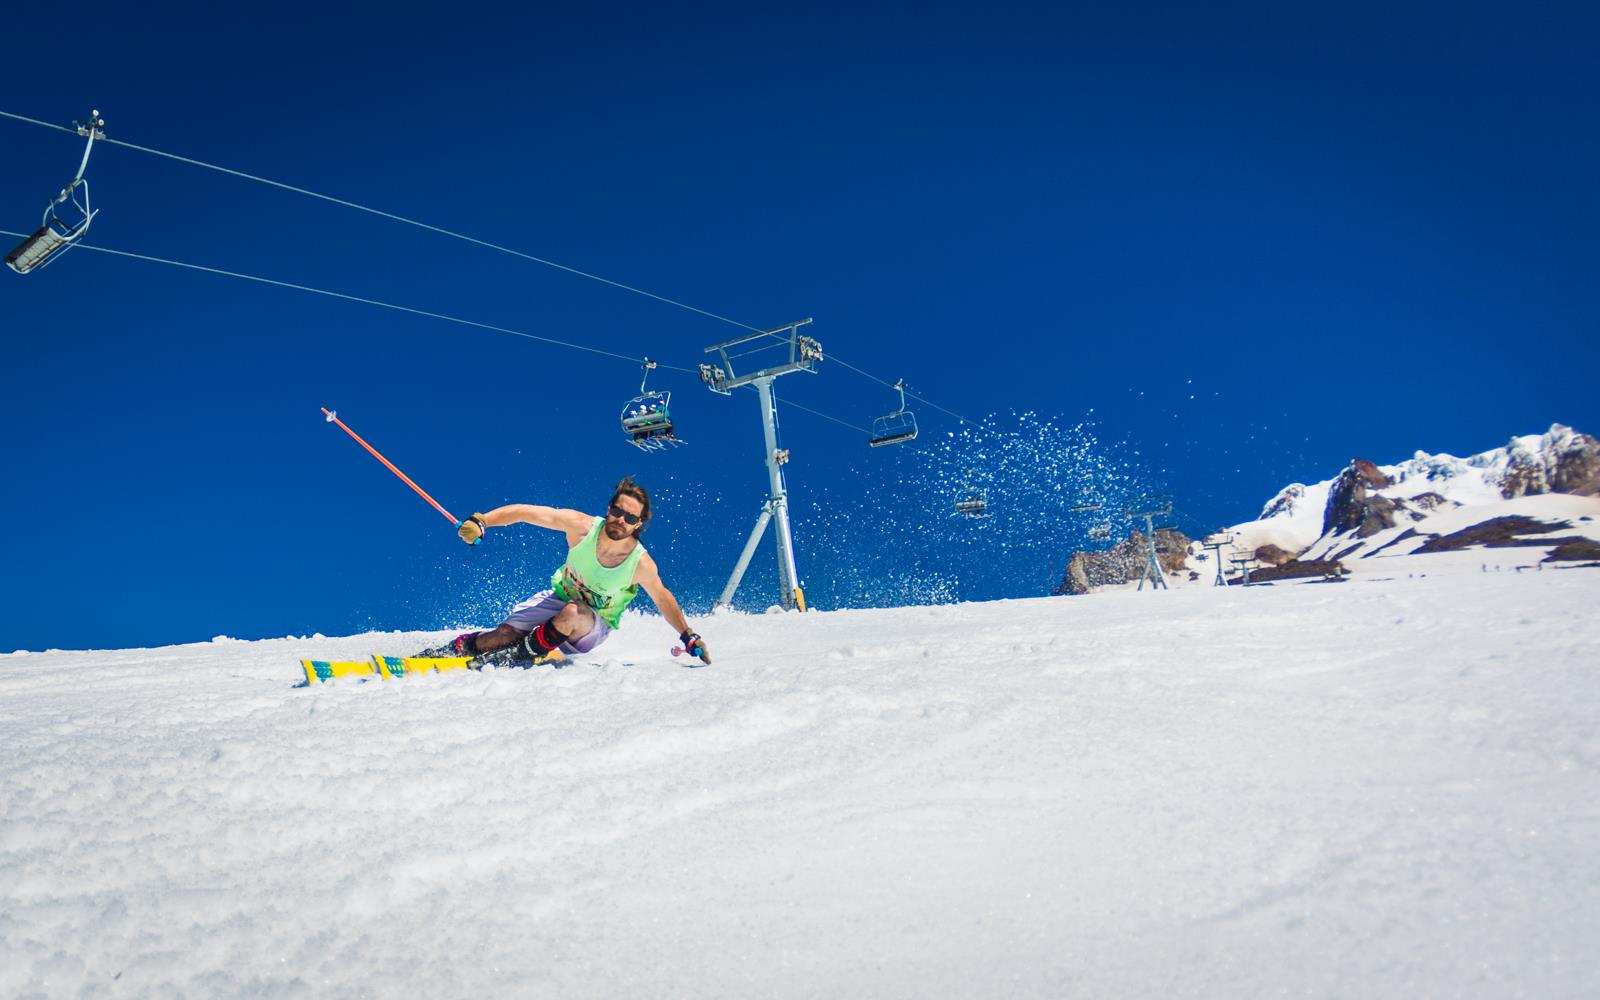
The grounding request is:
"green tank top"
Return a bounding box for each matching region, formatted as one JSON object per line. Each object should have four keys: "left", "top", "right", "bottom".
{"left": 550, "top": 516, "right": 645, "bottom": 628}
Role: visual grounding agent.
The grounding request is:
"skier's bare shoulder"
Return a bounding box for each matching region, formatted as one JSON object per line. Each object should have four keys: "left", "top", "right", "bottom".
{"left": 631, "top": 549, "right": 662, "bottom": 589}
{"left": 552, "top": 507, "right": 599, "bottom": 547}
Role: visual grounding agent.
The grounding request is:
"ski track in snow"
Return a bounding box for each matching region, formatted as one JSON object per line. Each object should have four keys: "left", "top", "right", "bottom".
{"left": 2, "top": 570, "right": 1599, "bottom": 998}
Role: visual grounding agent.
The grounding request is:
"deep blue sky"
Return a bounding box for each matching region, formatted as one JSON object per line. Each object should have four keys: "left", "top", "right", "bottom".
{"left": 3, "top": 2, "right": 1596, "bottom": 650}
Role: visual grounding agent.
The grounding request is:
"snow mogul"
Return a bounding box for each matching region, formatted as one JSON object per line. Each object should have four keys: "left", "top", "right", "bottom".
{"left": 418, "top": 477, "right": 709, "bottom": 665}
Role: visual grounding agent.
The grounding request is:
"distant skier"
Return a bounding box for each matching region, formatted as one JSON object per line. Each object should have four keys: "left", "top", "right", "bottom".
{"left": 419, "top": 477, "right": 709, "bottom": 665}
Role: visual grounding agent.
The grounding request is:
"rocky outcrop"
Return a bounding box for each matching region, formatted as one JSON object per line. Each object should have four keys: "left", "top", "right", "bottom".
{"left": 1061, "top": 550, "right": 1127, "bottom": 595}
{"left": 1356, "top": 496, "right": 1399, "bottom": 537}
{"left": 1501, "top": 426, "right": 1600, "bottom": 499}
{"left": 1254, "top": 544, "right": 1298, "bottom": 567}
{"left": 1504, "top": 445, "right": 1545, "bottom": 499}
{"left": 1412, "top": 516, "right": 1583, "bottom": 553}
{"left": 1057, "top": 528, "right": 1190, "bottom": 595}
{"left": 1551, "top": 433, "right": 1600, "bottom": 497}
{"left": 1259, "top": 484, "right": 1306, "bottom": 520}
{"left": 1323, "top": 459, "right": 1400, "bottom": 538}
{"left": 1352, "top": 459, "right": 1393, "bottom": 489}
{"left": 1236, "top": 559, "right": 1347, "bottom": 583}
{"left": 1544, "top": 538, "right": 1600, "bottom": 562}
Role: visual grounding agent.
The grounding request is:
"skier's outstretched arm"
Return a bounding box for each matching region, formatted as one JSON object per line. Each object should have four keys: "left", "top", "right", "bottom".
{"left": 634, "top": 553, "right": 708, "bottom": 660}
{"left": 482, "top": 504, "right": 589, "bottom": 531}
{"left": 457, "top": 505, "right": 591, "bottom": 544}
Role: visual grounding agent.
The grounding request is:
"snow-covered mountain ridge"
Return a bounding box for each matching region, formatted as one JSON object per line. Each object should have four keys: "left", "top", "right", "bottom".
{"left": 1219, "top": 424, "right": 1600, "bottom": 573}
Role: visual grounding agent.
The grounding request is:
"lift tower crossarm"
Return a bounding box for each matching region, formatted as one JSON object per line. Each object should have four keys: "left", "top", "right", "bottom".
{"left": 700, "top": 319, "right": 820, "bottom": 393}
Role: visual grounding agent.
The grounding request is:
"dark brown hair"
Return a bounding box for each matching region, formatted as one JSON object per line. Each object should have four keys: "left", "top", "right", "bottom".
{"left": 611, "top": 476, "right": 651, "bottom": 531}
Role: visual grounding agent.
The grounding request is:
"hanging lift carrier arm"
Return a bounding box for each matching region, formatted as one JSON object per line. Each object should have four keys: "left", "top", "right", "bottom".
{"left": 869, "top": 379, "right": 917, "bottom": 447}
{"left": 6, "top": 110, "right": 105, "bottom": 275}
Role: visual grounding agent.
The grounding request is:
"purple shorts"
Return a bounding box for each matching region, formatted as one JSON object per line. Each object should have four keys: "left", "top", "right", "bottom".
{"left": 501, "top": 589, "right": 611, "bottom": 654}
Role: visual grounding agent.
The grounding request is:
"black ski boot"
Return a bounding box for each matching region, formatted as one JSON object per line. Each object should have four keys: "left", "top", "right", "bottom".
{"left": 413, "top": 631, "right": 482, "bottom": 659}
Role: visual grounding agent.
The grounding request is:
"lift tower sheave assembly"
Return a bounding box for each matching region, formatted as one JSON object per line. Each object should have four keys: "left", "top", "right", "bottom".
{"left": 701, "top": 319, "right": 822, "bottom": 612}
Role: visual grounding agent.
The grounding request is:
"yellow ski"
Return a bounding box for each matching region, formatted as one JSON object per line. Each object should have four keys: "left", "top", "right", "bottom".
{"left": 371, "top": 655, "right": 474, "bottom": 679}
{"left": 300, "top": 659, "right": 379, "bottom": 684}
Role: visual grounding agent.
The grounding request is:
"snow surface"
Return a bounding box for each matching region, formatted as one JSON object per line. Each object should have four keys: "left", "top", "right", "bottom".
{"left": 5, "top": 566, "right": 1600, "bottom": 998}
{"left": 1298, "top": 494, "right": 1600, "bottom": 565}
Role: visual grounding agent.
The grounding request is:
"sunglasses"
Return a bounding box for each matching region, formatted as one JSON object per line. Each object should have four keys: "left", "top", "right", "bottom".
{"left": 608, "top": 504, "right": 644, "bottom": 526}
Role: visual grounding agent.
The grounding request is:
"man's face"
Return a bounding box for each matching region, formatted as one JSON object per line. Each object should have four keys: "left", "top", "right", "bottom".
{"left": 604, "top": 495, "right": 646, "bottom": 540}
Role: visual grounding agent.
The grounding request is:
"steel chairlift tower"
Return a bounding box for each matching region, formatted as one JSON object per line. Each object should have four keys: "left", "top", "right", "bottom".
{"left": 1230, "top": 554, "right": 1259, "bottom": 586}
{"left": 1203, "top": 532, "right": 1234, "bottom": 587}
{"left": 1128, "top": 500, "right": 1173, "bottom": 591}
{"left": 700, "top": 319, "right": 822, "bottom": 612}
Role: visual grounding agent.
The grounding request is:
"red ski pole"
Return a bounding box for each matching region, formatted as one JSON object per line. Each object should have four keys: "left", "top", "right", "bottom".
{"left": 320, "top": 407, "right": 473, "bottom": 540}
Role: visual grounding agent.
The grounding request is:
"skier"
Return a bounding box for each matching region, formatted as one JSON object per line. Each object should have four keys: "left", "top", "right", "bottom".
{"left": 419, "top": 477, "right": 709, "bottom": 665}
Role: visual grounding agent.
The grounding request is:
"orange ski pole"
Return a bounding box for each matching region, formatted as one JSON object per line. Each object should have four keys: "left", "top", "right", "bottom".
{"left": 320, "top": 407, "right": 472, "bottom": 539}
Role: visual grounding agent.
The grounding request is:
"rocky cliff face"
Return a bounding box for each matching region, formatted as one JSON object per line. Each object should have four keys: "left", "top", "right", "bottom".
{"left": 1322, "top": 459, "right": 1401, "bottom": 538}
{"left": 1500, "top": 426, "right": 1600, "bottom": 499}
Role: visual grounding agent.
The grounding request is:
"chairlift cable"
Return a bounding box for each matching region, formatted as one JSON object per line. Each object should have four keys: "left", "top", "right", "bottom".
{"left": 0, "top": 228, "right": 873, "bottom": 437}
{"left": 772, "top": 395, "right": 869, "bottom": 436}
{"left": 827, "top": 355, "right": 974, "bottom": 425}
{"left": 0, "top": 109, "right": 764, "bottom": 337}
{"left": 0, "top": 229, "right": 694, "bottom": 371}
{"left": 3, "top": 109, "right": 974, "bottom": 431}
{"left": 0, "top": 109, "right": 76, "bottom": 135}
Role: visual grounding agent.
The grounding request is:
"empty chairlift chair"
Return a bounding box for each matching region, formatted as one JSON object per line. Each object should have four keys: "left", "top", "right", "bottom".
{"left": 7, "top": 111, "right": 106, "bottom": 275}
{"left": 953, "top": 470, "right": 989, "bottom": 518}
{"left": 869, "top": 379, "right": 918, "bottom": 448}
{"left": 620, "top": 360, "right": 682, "bottom": 451}
{"left": 953, "top": 495, "right": 989, "bottom": 518}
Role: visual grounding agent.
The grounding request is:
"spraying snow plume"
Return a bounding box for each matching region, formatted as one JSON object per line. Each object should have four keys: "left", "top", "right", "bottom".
{"left": 795, "top": 412, "right": 1157, "bottom": 608}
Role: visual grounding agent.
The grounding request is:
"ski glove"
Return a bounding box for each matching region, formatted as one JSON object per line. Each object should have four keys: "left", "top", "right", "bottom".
{"left": 679, "top": 631, "right": 710, "bottom": 663}
{"left": 458, "top": 514, "right": 488, "bottom": 544}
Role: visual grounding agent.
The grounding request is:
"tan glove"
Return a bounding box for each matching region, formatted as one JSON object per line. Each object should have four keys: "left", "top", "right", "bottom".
{"left": 457, "top": 514, "right": 487, "bottom": 545}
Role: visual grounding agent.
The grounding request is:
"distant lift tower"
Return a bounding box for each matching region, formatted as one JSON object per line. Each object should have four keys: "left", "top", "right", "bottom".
{"left": 700, "top": 319, "right": 823, "bottom": 612}
{"left": 1203, "top": 532, "right": 1234, "bottom": 587}
{"left": 1129, "top": 500, "right": 1173, "bottom": 591}
{"left": 1230, "top": 555, "right": 1259, "bottom": 586}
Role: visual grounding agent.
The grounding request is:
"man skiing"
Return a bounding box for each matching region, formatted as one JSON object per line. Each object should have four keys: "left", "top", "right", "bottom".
{"left": 420, "top": 477, "right": 710, "bottom": 665}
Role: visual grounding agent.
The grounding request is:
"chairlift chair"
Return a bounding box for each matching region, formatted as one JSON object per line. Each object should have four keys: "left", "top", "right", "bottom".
{"left": 620, "top": 359, "right": 681, "bottom": 452}
{"left": 869, "top": 379, "right": 918, "bottom": 448}
{"left": 953, "top": 470, "right": 989, "bottom": 518}
{"left": 7, "top": 111, "right": 105, "bottom": 275}
{"left": 954, "top": 495, "right": 989, "bottom": 518}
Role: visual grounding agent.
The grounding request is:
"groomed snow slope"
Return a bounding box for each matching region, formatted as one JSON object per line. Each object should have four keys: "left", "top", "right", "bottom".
{"left": 4, "top": 568, "right": 1599, "bottom": 998}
